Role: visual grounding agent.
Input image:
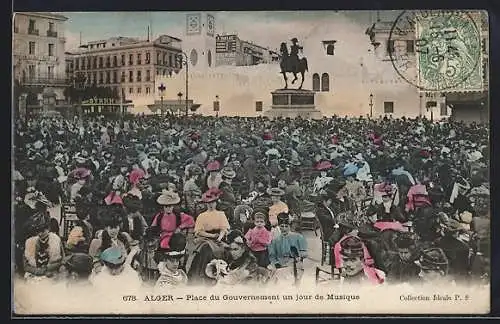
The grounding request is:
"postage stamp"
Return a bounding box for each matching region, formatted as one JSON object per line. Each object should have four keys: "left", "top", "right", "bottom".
{"left": 389, "top": 10, "right": 483, "bottom": 92}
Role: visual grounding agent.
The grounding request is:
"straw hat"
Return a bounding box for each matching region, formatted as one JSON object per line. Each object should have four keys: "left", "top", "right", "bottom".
{"left": 221, "top": 167, "right": 236, "bottom": 179}
{"left": 156, "top": 190, "right": 181, "bottom": 206}
{"left": 267, "top": 187, "right": 285, "bottom": 196}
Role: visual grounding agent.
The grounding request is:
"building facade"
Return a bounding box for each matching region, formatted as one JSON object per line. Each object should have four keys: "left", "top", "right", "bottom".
{"left": 215, "top": 33, "right": 279, "bottom": 66}
{"left": 66, "top": 35, "right": 182, "bottom": 102}
{"left": 12, "top": 12, "right": 69, "bottom": 111}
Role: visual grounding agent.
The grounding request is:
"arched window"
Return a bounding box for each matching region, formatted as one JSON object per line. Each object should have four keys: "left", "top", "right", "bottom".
{"left": 326, "top": 44, "right": 335, "bottom": 55}
{"left": 321, "top": 73, "right": 330, "bottom": 92}
{"left": 312, "top": 73, "right": 320, "bottom": 91}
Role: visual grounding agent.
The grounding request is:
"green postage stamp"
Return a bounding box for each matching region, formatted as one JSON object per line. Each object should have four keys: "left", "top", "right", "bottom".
{"left": 414, "top": 11, "right": 483, "bottom": 92}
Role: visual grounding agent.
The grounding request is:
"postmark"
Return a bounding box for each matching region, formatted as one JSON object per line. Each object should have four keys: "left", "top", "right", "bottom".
{"left": 389, "top": 10, "right": 482, "bottom": 92}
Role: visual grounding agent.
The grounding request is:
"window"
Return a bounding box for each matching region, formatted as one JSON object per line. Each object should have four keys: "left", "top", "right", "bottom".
{"left": 321, "top": 73, "right": 330, "bottom": 92}
{"left": 169, "top": 54, "right": 173, "bottom": 67}
{"left": 137, "top": 53, "right": 142, "bottom": 65}
{"left": 384, "top": 101, "right": 394, "bottom": 113}
{"left": 112, "top": 71, "right": 117, "bottom": 83}
{"left": 80, "top": 58, "right": 85, "bottom": 70}
{"left": 146, "top": 87, "right": 151, "bottom": 94}
{"left": 48, "top": 22, "right": 54, "bottom": 32}
{"left": 312, "top": 73, "right": 320, "bottom": 91}
{"left": 48, "top": 44, "right": 54, "bottom": 56}
{"left": 99, "top": 57, "right": 103, "bottom": 68}
{"left": 146, "top": 52, "right": 150, "bottom": 64}
{"left": 93, "top": 57, "right": 97, "bottom": 69}
{"left": 406, "top": 40, "right": 414, "bottom": 53}
{"left": 87, "top": 58, "right": 91, "bottom": 69}
{"left": 157, "top": 52, "right": 162, "bottom": 65}
{"left": 99, "top": 72, "right": 104, "bottom": 84}
{"left": 156, "top": 69, "right": 160, "bottom": 75}
{"left": 121, "top": 71, "right": 126, "bottom": 82}
{"left": 137, "top": 87, "right": 142, "bottom": 94}
{"left": 112, "top": 56, "right": 117, "bottom": 67}
{"left": 28, "top": 19, "right": 36, "bottom": 33}
{"left": 440, "top": 102, "right": 447, "bottom": 116}
{"left": 29, "top": 41, "right": 36, "bottom": 55}
{"left": 146, "top": 70, "right": 151, "bottom": 81}
{"left": 106, "top": 71, "right": 110, "bottom": 84}
{"left": 129, "top": 71, "right": 133, "bottom": 82}
{"left": 137, "top": 70, "right": 142, "bottom": 82}
{"left": 121, "top": 54, "right": 125, "bottom": 66}
{"left": 162, "top": 69, "right": 166, "bottom": 76}
{"left": 47, "top": 66, "right": 54, "bottom": 79}
{"left": 75, "top": 58, "right": 80, "bottom": 70}
{"left": 326, "top": 44, "right": 335, "bottom": 55}
{"left": 387, "top": 40, "right": 395, "bottom": 54}
{"left": 129, "top": 54, "right": 133, "bottom": 65}
{"left": 93, "top": 72, "right": 97, "bottom": 84}
{"left": 106, "top": 56, "right": 111, "bottom": 68}
{"left": 129, "top": 87, "right": 133, "bottom": 94}
{"left": 28, "top": 65, "right": 35, "bottom": 79}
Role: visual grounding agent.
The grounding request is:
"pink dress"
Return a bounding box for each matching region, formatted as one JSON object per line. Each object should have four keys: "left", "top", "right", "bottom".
{"left": 244, "top": 227, "right": 272, "bottom": 252}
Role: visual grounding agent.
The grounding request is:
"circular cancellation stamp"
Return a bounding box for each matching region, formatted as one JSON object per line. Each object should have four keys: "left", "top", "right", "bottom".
{"left": 389, "top": 10, "right": 482, "bottom": 92}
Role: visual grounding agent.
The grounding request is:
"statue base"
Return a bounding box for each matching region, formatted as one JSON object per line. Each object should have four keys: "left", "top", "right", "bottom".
{"left": 263, "top": 89, "right": 322, "bottom": 120}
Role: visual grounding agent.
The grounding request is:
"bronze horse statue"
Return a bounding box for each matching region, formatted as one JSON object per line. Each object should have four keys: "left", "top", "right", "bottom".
{"left": 279, "top": 42, "right": 308, "bottom": 90}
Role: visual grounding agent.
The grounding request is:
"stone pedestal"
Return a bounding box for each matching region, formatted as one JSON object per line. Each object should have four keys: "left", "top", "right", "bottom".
{"left": 264, "top": 89, "right": 322, "bottom": 119}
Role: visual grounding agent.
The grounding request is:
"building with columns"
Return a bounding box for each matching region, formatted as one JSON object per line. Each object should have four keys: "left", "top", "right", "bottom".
{"left": 12, "top": 12, "right": 70, "bottom": 114}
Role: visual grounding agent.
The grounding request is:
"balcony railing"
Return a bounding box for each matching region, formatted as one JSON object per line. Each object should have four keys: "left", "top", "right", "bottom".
{"left": 47, "top": 30, "right": 58, "bottom": 37}
{"left": 28, "top": 29, "right": 39, "bottom": 36}
{"left": 20, "top": 77, "right": 70, "bottom": 86}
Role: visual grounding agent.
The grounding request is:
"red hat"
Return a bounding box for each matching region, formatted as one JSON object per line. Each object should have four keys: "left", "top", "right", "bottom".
{"left": 72, "top": 168, "right": 91, "bottom": 180}
{"left": 206, "top": 160, "right": 221, "bottom": 172}
{"left": 129, "top": 168, "right": 145, "bottom": 185}
{"left": 189, "top": 131, "right": 201, "bottom": 141}
{"left": 419, "top": 149, "right": 431, "bottom": 158}
{"left": 104, "top": 192, "right": 123, "bottom": 205}
{"left": 262, "top": 132, "right": 273, "bottom": 141}
{"left": 315, "top": 160, "right": 333, "bottom": 171}
{"left": 202, "top": 188, "right": 222, "bottom": 203}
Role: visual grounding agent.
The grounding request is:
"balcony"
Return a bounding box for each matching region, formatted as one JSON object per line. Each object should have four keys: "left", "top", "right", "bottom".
{"left": 20, "top": 77, "right": 70, "bottom": 87}
{"left": 47, "top": 30, "right": 58, "bottom": 37}
{"left": 28, "top": 29, "right": 39, "bottom": 36}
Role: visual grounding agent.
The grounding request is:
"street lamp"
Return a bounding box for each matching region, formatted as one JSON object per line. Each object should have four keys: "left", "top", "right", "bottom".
{"left": 215, "top": 95, "right": 220, "bottom": 117}
{"left": 177, "top": 92, "right": 183, "bottom": 117}
{"left": 176, "top": 52, "right": 189, "bottom": 117}
{"left": 158, "top": 83, "right": 166, "bottom": 116}
{"left": 369, "top": 93, "right": 374, "bottom": 118}
{"left": 419, "top": 93, "right": 423, "bottom": 117}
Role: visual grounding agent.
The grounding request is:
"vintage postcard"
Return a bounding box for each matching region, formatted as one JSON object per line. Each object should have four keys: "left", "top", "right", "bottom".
{"left": 12, "top": 10, "right": 490, "bottom": 315}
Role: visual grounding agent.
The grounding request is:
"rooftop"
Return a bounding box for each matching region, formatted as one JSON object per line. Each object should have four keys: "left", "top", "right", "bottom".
{"left": 14, "top": 12, "right": 68, "bottom": 21}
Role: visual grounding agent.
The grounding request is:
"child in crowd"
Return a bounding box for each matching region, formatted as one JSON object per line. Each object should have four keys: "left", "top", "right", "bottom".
{"left": 244, "top": 212, "right": 272, "bottom": 268}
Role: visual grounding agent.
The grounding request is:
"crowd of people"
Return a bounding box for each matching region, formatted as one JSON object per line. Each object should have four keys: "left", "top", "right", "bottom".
{"left": 13, "top": 113, "right": 490, "bottom": 290}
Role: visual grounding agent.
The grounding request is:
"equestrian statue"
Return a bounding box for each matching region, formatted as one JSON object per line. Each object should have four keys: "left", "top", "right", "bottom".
{"left": 279, "top": 38, "right": 309, "bottom": 90}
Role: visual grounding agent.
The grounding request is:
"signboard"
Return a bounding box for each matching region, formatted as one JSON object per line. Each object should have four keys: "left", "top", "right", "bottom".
{"left": 256, "top": 101, "right": 263, "bottom": 112}
{"left": 81, "top": 97, "right": 131, "bottom": 105}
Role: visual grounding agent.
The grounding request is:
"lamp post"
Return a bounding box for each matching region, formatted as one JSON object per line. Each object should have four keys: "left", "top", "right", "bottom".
{"left": 419, "top": 93, "right": 423, "bottom": 117}
{"left": 176, "top": 52, "right": 189, "bottom": 117}
{"left": 177, "top": 92, "right": 183, "bottom": 117}
{"left": 215, "top": 95, "right": 220, "bottom": 117}
{"left": 158, "top": 83, "right": 166, "bottom": 116}
{"left": 369, "top": 93, "right": 374, "bottom": 118}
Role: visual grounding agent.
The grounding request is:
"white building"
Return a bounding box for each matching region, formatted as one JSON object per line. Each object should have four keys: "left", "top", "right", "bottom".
{"left": 12, "top": 12, "right": 69, "bottom": 110}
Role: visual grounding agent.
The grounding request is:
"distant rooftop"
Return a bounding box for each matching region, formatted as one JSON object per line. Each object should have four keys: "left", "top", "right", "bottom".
{"left": 15, "top": 12, "right": 68, "bottom": 21}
